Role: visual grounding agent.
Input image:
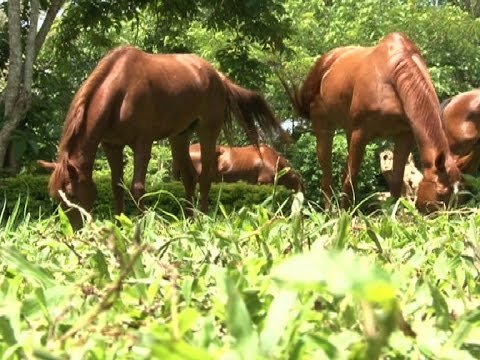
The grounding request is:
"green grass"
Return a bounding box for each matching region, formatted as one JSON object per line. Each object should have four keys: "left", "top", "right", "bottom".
{"left": 1, "top": 191, "right": 480, "bottom": 359}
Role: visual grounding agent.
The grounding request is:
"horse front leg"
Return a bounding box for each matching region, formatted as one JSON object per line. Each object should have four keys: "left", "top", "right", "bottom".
{"left": 131, "top": 140, "right": 152, "bottom": 211}
{"left": 102, "top": 142, "right": 125, "bottom": 215}
{"left": 170, "top": 131, "right": 197, "bottom": 216}
{"left": 391, "top": 133, "right": 414, "bottom": 198}
{"left": 341, "top": 129, "right": 367, "bottom": 209}
{"left": 313, "top": 119, "right": 335, "bottom": 210}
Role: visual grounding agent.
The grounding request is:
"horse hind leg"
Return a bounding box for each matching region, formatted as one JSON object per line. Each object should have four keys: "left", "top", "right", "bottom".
{"left": 312, "top": 118, "right": 335, "bottom": 210}
{"left": 102, "top": 142, "right": 125, "bottom": 215}
{"left": 170, "top": 130, "right": 197, "bottom": 216}
{"left": 390, "top": 133, "right": 414, "bottom": 198}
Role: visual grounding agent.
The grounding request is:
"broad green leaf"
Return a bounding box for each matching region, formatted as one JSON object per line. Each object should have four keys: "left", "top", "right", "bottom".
{"left": 332, "top": 212, "right": 350, "bottom": 250}
{"left": 0, "top": 247, "right": 55, "bottom": 289}
{"left": 177, "top": 308, "right": 200, "bottom": 337}
{"left": 181, "top": 276, "right": 194, "bottom": 308}
{"left": 272, "top": 250, "right": 396, "bottom": 305}
{"left": 57, "top": 207, "right": 73, "bottom": 237}
{"left": 32, "top": 350, "right": 64, "bottom": 360}
{"left": 428, "top": 283, "right": 451, "bottom": 330}
{"left": 91, "top": 250, "right": 111, "bottom": 280}
{"left": 260, "top": 289, "right": 297, "bottom": 357}
{"left": 0, "top": 316, "right": 16, "bottom": 347}
{"left": 218, "top": 271, "right": 259, "bottom": 358}
{"left": 149, "top": 340, "right": 215, "bottom": 360}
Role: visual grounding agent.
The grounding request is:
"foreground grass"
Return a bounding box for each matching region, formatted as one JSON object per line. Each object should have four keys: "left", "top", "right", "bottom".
{"left": 1, "top": 195, "right": 480, "bottom": 359}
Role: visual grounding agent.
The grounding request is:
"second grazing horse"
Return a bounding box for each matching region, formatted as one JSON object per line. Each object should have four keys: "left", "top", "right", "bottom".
{"left": 280, "top": 32, "right": 461, "bottom": 212}
{"left": 441, "top": 89, "right": 480, "bottom": 175}
{"left": 172, "top": 143, "right": 304, "bottom": 192}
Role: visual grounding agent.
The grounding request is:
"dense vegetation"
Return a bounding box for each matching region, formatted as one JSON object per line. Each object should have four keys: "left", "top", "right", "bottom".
{"left": 1, "top": 0, "right": 480, "bottom": 359}
{"left": 2, "top": 197, "right": 480, "bottom": 359}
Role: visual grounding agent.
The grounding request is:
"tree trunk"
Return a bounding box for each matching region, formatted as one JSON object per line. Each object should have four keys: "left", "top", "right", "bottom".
{"left": 0, "top": 0, "right": 65, "bottom": 169}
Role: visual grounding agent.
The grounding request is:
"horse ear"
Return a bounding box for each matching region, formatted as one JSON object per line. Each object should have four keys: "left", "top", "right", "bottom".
{"left": 456, "top": 151, "right": 473, "bottom": 170}
{"left": 37, "top": 160, "right": 56, "bottom": 172}
{"left": 434, "top": 152, "right": 446, "bottom": 171}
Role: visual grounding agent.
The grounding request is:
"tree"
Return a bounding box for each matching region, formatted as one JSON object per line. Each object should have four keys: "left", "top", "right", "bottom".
{"left": 0, "top": 0, "right": 65, "bottom": 169}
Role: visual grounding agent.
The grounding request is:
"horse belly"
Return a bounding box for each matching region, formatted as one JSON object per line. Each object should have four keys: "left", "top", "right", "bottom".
{"left": 366, "top": 114, "right": 410, "bottom": 139}
{"left": 356, "top": 84, "right": 408, "bottom": 138}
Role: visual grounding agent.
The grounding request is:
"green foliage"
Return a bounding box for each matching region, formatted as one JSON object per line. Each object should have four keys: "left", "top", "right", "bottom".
{"left": 287, "top": 132, "right": 387, "bottom": 206}
{"left": 275, "top": 0, "right": 480, "bottom": 100}
{"left": 1, "top": 197, "right": 480, "bottom": 358}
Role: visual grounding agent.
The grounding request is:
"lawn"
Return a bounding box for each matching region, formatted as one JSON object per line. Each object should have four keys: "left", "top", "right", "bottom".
{"left": 1, "top": 192, "right": 479, "bottom": 359}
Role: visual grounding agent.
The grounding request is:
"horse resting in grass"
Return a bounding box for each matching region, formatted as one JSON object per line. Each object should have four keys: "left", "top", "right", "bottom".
{"left": 172, "top": 143, "right": 304, "bottom": 192}
{"left": 38, "top": 46, "right": 284, "bottom": 229}
{"left": 440, "top": 89, "right": 480, "bottom": 175}
{"left": 280, "top": 32, "right": 465, "bottom": 212}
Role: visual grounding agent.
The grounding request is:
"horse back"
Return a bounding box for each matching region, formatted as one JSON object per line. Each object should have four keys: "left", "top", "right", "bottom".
{"left": 99, "top": 50, "right": 226, "bottom": 138}
{"left": 442, "top": 90, "right": 480, "bottom": 151}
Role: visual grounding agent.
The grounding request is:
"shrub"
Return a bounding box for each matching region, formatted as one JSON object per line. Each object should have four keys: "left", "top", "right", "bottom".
{"left": 0, "top": 173, "right": 293, "bottom": 221}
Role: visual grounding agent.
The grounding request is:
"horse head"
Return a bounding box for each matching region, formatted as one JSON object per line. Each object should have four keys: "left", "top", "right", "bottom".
{"left": 415, "top": 152, "right": 461, "bottom": 213}
{"left": 38, "top": 158, "right": 97, "bottom": 230}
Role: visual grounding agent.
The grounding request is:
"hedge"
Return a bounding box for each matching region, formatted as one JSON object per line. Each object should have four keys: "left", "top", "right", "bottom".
{"left": 0, "top": 174, "right": 294, "bottom": 221}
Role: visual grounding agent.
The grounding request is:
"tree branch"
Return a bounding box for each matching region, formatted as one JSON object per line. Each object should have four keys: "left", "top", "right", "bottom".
{"left": 4, "top": 0, "right": 22, "bottom": 117}
{"left": 24, "top": 0, "right": 40, "bottom": 92}
{"left": 34, "top": 0, "right": 67, "bottom": 59}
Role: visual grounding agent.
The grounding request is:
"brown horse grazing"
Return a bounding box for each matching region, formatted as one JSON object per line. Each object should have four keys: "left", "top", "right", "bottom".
{"left": 441, "top": 90, "right": 480, "bottom": 175}
{"left": 280, "top": 32, "right": 461, "bottom": 212}
{"left": 38, "top": 46, "right": 283, "bottom": 229}
{"left": 172, "top": 143, "right": 304, "bottom": 192}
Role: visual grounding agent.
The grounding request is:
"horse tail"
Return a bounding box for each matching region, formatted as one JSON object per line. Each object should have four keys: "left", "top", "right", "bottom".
{"left": 221, "top": 76, "right": 288, "bottom": 145}
{"left": 59, "top": 46, "right": 135, "bottom": 152}
{"left": 276, "top": 71, "right": 305, "bottom": 119}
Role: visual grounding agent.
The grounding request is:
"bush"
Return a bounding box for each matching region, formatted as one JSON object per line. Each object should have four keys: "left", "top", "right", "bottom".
{"left": 287, "top": 132, "right": 388, "bottom": 205}
{"left": 0, "top": 173, "right": 293, "bottom": 221}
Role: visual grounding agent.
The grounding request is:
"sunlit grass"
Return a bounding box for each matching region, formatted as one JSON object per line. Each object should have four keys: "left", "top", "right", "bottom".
{"left": 0, "top": 191, "right": 479, "bottom": 359}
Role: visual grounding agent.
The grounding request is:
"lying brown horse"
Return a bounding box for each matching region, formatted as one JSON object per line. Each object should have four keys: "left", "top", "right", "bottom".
{"left": 441, "top": 89, "right": 480, "bottom": 175}
{"left": 38, "top": 46, "right": 283, "bottom": 229}
{"left": 280, "top": 32, "right": 461, "bottom": 212}
{"left": 172, "top": 143, "right": 304, "bottom": 192}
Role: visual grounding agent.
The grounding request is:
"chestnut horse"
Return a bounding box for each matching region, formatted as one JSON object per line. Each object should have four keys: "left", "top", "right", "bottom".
{"left": 280, "top": 32, "right": 461, "bottom": 212}
{"left": 38, "top": 46, "right": 283, "bottom": 229}
{"left": 172, "top": 143, "right": 304, "bottom": 192}
{"left": 441, "top": 89, "right": 480, "bottom": 175}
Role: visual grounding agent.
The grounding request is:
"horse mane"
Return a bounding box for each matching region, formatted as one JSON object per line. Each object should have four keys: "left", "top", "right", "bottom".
{"left": 439, "top": 97, "right": 454, "bottom": 131}
{"left": 389, "top": 36, "right": 450, "bottom": 155}
{"left": 58, "top": 46, "right": 135, "bottom": 155}
{"left": 440, "top": 97, "right": 453, "bottom": 112}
